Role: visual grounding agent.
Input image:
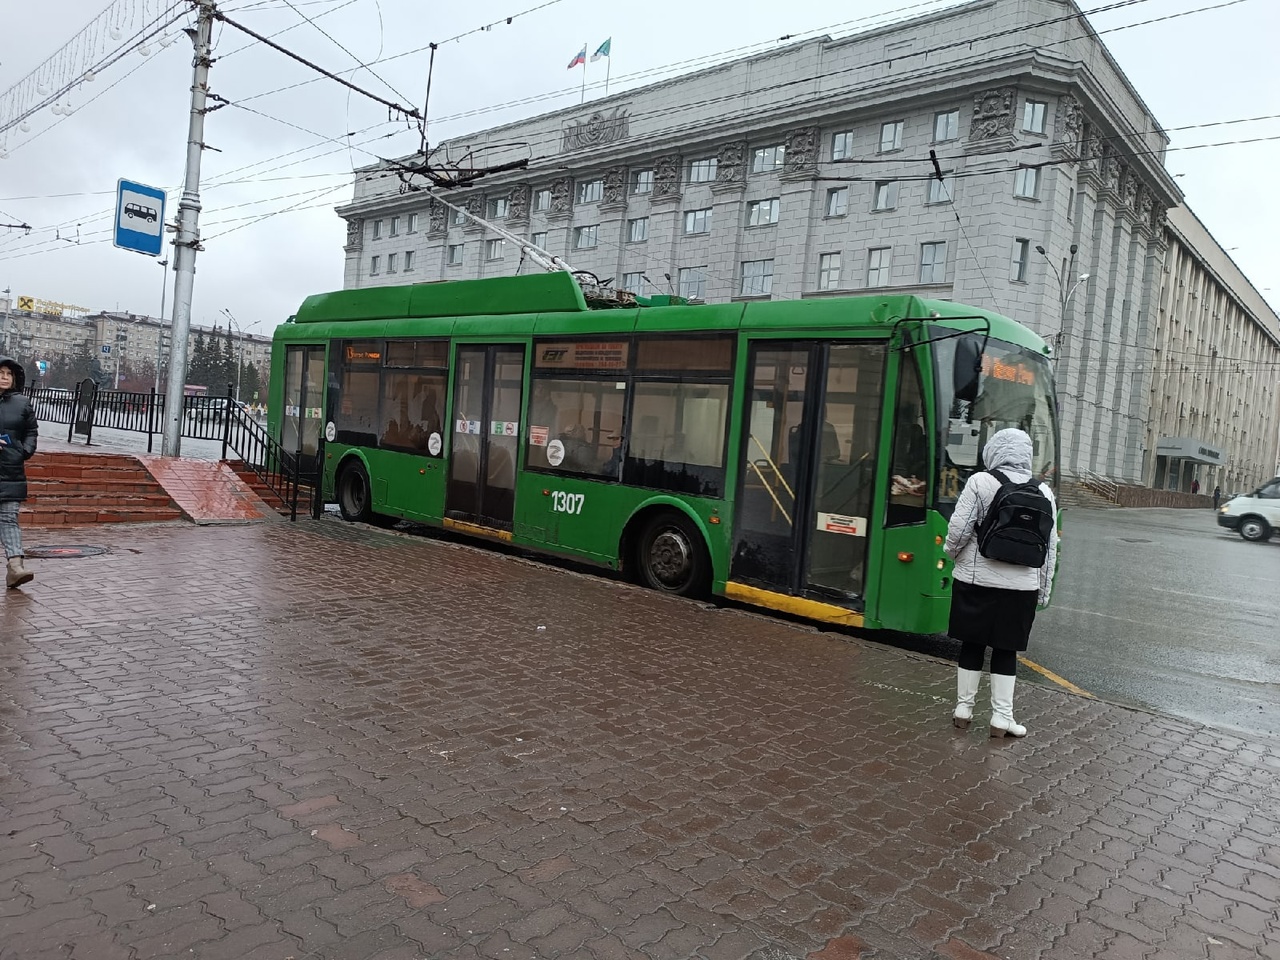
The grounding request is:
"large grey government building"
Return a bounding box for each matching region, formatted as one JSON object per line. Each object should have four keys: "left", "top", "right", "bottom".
{"left": 337, "top": 0, "right": 1280, "bottom": 492}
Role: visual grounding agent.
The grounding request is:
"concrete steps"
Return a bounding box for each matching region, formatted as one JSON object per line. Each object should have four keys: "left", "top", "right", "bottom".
{"left": 224, "top": 460, "right": 306, "bottom": 517}
{"left": 26, "top": 453, "right": 185, "bottom": 526}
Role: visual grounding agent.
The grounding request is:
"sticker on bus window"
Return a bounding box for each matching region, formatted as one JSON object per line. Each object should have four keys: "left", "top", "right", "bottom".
{"left": 530, "top": 425, "right": 549, "bottom": 447}
{"left": 324, "top": 421, "right": 336, "bottom": 442}
{"left": 490, "top": 420, "right": 519, "bottom": 437}
{"left": 546, "top": 439, "right": 566, "bottom": 467}
{"left": 456, "top": 419, "right": 481, "bottom": 435}
{"left": 817, "top": 513, "right": 866, "bottom": 537}
{"left": 428, "top": 432, "right": 442, "bottom": 456}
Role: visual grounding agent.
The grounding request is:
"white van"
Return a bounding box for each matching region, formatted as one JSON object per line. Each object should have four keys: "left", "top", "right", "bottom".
{"left": 1217, "top": 477, "right": 1280, "bottom": 542}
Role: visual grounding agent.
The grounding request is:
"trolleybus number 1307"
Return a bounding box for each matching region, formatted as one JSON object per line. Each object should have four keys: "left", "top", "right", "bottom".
{"left": 550, "top": 491, "right": 586, "bottom": 515}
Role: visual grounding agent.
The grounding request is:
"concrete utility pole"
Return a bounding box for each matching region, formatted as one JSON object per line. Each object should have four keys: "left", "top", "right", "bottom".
{"left": 162, "top": 0, "right": 216, "bottom": 457}
{"left": 154, "top": 259, "right": 168, "bottom": 394}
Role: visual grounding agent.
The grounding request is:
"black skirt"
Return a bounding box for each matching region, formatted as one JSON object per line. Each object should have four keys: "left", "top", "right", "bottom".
{"left": 949, "top": 580, "right": 1038, "bottom": 652}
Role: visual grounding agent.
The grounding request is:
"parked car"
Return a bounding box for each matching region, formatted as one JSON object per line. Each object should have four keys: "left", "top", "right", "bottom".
{"left": 1216, "top": 477, "right": 1280, "bottom": 542}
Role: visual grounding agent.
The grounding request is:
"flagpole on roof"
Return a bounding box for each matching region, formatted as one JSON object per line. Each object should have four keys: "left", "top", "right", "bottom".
{"left": 605, "top": 45, "right": 611, "bottom": 97}
{"left": 580, "top": 39, "right": 587, "bottom": 104}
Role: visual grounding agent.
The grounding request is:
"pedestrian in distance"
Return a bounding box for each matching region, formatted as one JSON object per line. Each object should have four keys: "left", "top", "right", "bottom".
{"left": 1192, "top": 478, "right": 1200, "bottom": 495}
{"left": 0, "top": 357, "right": 38, "bottom": 589}
{"left": 1213, "top": 485, "right": 1221, "bottom": 510}
{"left": 944, "top": 428, "right": 1058, "bottom": 738}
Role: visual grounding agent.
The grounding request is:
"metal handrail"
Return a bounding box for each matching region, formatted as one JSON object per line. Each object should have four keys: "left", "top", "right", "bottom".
{"left": 1079, "top": 469, "right": 1119, "bottom": 502}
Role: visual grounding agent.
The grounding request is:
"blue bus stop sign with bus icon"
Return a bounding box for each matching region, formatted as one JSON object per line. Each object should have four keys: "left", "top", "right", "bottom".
{"left": 114, "top": 178, "right": 166, "bottom": 256}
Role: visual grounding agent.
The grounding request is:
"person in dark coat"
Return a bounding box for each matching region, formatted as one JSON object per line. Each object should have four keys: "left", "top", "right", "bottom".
{"left": 944, "top": 428, "right": 1057, "bottom": 738}
{"left": 0, "top": 357, "right": 38, "bottom": 588}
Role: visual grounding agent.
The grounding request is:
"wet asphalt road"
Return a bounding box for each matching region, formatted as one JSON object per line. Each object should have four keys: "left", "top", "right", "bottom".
{"left": 1031, "top": 505, "right": 1280, "bottom": 739}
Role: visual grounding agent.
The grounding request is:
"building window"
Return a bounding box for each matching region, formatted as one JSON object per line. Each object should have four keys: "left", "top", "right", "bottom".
{"left": 577, "top": 179, "right": 604, "bottom": 204}
{"left": 530, "top": 231, "right": 549, "bottom": 249}
{"left": 370, "top": 255, "right": 380, "bottom": 275}
{"left": 879, "top": 121, "right": 904, "bottom": 152}
{"left": 622, "top": 271, "right": 645, "bottom": 291}
{"left": 1011, "top": 239, "right": 1030, "bottom": 282}
{"left": 627, "top": 217, "right": 649, "bottom": 242}
{"left": 574, "top": 225, "right": 599, "bottom": 248}
{"left": 533, "top": 189, "right": 552, "bottom": 211}
{"left": 818, "top": 253, "right": 841, "bottom": 290}
{"left": 832, "top": 131, "right": 854, "bottom": 161}
{"left": 867, "top": 247, "right": 891, "bottom": 286}
{"left": 740, "top": 260, "right": 774, "bottom": 297}
{"left": 927, "top": 173, "right": 954, "bottom": 204}
{"left": 486, "top": 239, "right": 506, "bottom": 260}
{"left": 632, "top": 169, "right": 654, "bottom": 194}
{"left": 1014, "top": 166, "right": 1040, "bottom": 198}
{"left": 371, "top": 220, "right": 383, "bottom": 240}
{"left": 1023, "top": 100, "right": 1048, "bottom": 134}
{"left": 824, "top": 188, "right": 849, "bottom": 217}
{"left": 746, "top": 198, "right": 780, "bottom": 226}
{"left": 920, "top": 242, "right": 946, "bottom": 283}
{"left": 403, "top": 250, "right": 415, "bottom": 272}
{"left": 689, "top": 157, "right": 718, "bottom": 182}
{"left": 486, "top": 197, "right": 510, "bottom": 219}
{"left": 933, "top": 110, "right": 959, "bottom": 142}
{"left": 873, "top": 180, "right": 899, "bottom": 211}
{"left": 407, "top": 213, "right": 418, "bottom": 234}
{"left": 678, "top": 266, "right": 707, "bottom": 300}
{"left": 387, "top": 252, "right": 398, "bottom": 273}
{"left": 750, "top": 144, "right": 786, "bottom": 172}
{"left": 389, "top": 216, "right": 400, "bottom": 237}
{"left": 451, "top": 208, "right": 467, "bottom": 226}
{"left": 684, "top": 208, "right": 712, "bottom": 234}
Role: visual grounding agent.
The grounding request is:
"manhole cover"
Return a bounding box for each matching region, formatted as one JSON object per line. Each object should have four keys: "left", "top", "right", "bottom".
{"left": 25, "top": 545, "right": 109, "bottom": 559}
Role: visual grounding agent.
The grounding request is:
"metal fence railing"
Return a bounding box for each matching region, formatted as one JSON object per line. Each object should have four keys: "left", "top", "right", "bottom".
{"left": 27, "top": 382, "right": 320, "bottom": 520}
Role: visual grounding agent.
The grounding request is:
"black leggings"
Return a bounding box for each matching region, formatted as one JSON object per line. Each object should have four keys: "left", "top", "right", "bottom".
{"left": 959, "top": 642, "right": 1017, "bottom": 676}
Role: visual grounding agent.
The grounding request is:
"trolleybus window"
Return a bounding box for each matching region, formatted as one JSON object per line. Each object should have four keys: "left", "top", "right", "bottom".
{"left": 381, "top": 339, "right": 448, "bottom": 456}
{"left": 332, "top": 340, "right": 381, "bottom": 447}
{"left": 528, "top": 339, "right": 630, "bottom": 477}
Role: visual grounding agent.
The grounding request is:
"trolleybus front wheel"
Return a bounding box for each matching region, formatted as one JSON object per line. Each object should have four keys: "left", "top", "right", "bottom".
{"left": 636, "top": 511, "right": 710, "bottom": 598}
{"left": 337, "top": 461, "right": 374, "bottom": 524}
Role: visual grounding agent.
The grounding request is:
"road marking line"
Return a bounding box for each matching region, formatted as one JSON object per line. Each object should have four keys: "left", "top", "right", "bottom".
{"left": 1018, "top": 655, "right": 1095, "bottom": 698}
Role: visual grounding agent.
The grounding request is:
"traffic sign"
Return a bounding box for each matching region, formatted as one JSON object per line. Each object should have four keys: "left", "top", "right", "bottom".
{"left": 101, "top": 344, "right": 111, "bottom": 354}
{"left": 113, "top": 178, "right": 166, "bottom": 257}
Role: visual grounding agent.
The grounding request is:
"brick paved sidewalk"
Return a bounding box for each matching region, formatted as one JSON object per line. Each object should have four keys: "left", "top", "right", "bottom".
{"left": 1, "top": 520, "right": 1277, "bottom": 960}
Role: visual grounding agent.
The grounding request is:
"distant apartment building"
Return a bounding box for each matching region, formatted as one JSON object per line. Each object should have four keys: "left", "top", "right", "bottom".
{"left": 336, "top": 0, "right": 1280, "bottom": 491}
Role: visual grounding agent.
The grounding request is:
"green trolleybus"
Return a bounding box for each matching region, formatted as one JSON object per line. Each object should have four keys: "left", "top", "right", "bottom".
{"left": 268, "top": 272, "right": 1058, "bottom": 633}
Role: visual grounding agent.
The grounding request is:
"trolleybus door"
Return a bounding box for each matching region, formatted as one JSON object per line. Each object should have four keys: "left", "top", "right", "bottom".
{"left": 282, "top": 344, "right": 326, "bottom": 480}
{"left": 445, "top": 344, "right": 525, "bottom": 531}
{"left": 731, "top": 341, "right": 884, "bottom": 604}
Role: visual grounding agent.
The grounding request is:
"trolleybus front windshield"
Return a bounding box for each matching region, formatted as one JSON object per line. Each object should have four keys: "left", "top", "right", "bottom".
{"left": 931, "top": 333, "right": 1057, "bottom": 512}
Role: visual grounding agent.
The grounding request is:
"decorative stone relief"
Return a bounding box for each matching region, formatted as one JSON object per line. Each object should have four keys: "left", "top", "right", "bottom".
{"left": 1119, "top": 169, "right": 1138, "bottom": 210}
{"left": 560, "top": 107, "right": 630, "bottom": 153}
{"left": 970, "top": 87, "right": 1015, "bottom": 140}
{"left": 653, "top": 154, "right": 681, "bottom": 198}
{"left": 464, "top": 195, "right": 484, "bottom": 222}
{"left": 428, "top": 200, "right": 446, "bottom": 234}
{"left": 1101, "top": 147, "right": 1121, "bottom": 193}
{"left": 1054, "top": 95, "right": 1085, "bottom": 150}
{"left": 549, "top": 177, "right": 572, "bottom": 215}
{"left": 1150, "top": 202, "right": 1168, "bottom": 233}
{"left": 344, "top": 218, "right": 364, "bottom": 250}
{"left": 1079, "top": 136, "right": 1104, "bottom": 174}
{"left": 508, "top": 184, "right": 531, "bottom": 222}
{"left": 603, "top": 166, "right": 626, "bottom": 204}
{"left": 1138, "top": 186, "right": 1154, "bottom": 223}
{"left": 783, "top": 126, "right": 820, "bottom": 175}
{"left": 715, "top": 141, "right": 747, "bottom": 185}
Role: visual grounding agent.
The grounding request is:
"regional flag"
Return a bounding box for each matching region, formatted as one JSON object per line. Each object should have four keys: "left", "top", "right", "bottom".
{"left": 567, "top": 45, "right": 587, "bottom": 69}
{"left": 591, "top": 38, "right": 612, "bottom": 62}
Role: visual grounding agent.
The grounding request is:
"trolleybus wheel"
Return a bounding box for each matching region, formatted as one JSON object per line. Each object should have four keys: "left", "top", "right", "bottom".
{"left": 636, "top": 511, "right": 710, "bottom": 598}
{"left": 337, "top": 461, "right": 373, "bottom": 523}
{"left": 1239, "top": 516, "right": 1271, "bottom": 542}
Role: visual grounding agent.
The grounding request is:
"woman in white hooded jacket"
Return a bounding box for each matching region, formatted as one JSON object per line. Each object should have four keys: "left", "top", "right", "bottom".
{"left": 944, "top": 428, "right": 1057, "bottom": 737}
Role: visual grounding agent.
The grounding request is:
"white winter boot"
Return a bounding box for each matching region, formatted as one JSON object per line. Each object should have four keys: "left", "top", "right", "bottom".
{"left": 953, "top": 668, "right": 983, "bottom": 729}
{"left": 989, "top": 673, "right": 1027, "bottom": 738}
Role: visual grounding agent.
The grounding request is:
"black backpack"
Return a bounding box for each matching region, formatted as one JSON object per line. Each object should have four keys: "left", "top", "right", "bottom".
{"left": 975, "top": 469, "right": 1055, "bottom": 568}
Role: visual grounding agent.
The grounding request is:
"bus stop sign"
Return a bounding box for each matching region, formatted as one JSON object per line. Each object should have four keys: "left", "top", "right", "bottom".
{"left": 114, "top": 178, "right": 166, "bottom": 257}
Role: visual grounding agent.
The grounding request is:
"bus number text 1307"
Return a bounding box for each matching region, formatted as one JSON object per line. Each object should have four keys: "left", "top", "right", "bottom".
{"left": 550, "top": 491, "right": 585, "bottom": 515}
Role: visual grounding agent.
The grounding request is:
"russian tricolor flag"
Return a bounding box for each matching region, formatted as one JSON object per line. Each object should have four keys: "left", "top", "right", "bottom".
{"left": 567, "top": 45, "right": 586, "bottom": 69}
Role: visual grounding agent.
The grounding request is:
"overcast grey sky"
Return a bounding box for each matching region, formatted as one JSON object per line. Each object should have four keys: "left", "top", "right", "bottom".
{"left": 0, "top": 0, "right": 1276, "bottom": 337}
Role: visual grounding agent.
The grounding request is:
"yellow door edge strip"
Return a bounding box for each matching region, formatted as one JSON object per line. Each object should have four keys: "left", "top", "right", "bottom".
{"left": 725, "top": 581, "right": 864, "bottom": 628}
{"left": 1018, "top": 655, "right": 1095, "bottom": 698}
{"left": 442, "top": 517, "right": 514, "bottom": 542}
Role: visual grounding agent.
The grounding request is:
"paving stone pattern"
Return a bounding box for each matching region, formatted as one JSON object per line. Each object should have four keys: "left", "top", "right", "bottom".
{"left": 1, "top": 520, "right": 1278, "bottom": 960}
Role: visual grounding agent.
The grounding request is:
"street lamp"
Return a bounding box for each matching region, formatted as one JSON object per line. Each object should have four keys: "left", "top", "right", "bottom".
{"left": 154, "top": 259, "right": 169, "bottom": 394}
{"left": 220, "top": 307, "right": 244, "bottom": 402}
{"left": 1036, "top": 244, "right": 1089, "bottom": 353}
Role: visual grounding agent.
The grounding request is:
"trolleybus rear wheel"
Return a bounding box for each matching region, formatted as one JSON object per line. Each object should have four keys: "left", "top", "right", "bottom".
{"left": 337, "top": 462, "right": 373, "bottom": 523}
{"left": 636, "top": 511, "right": 710, "bottom": 598}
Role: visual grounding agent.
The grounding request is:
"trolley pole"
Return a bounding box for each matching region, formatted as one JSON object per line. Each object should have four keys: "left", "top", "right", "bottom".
{"left": 162, "top": 0, "right": 216, "bottom": 457}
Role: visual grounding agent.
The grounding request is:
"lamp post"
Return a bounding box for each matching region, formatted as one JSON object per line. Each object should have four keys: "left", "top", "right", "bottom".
{"left": 1035, "top": 243, "right": 1089, "bottom": 349}
{"left": 154, "top": 259, "right": 169, "bottom": 394}
{"left": 220, "top": 307, "right": 244, "bottom": 402}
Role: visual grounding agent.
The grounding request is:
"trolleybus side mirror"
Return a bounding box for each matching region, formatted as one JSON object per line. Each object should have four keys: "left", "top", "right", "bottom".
{"left": 953, "top": 334, "right": 982, "bottom": 402}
